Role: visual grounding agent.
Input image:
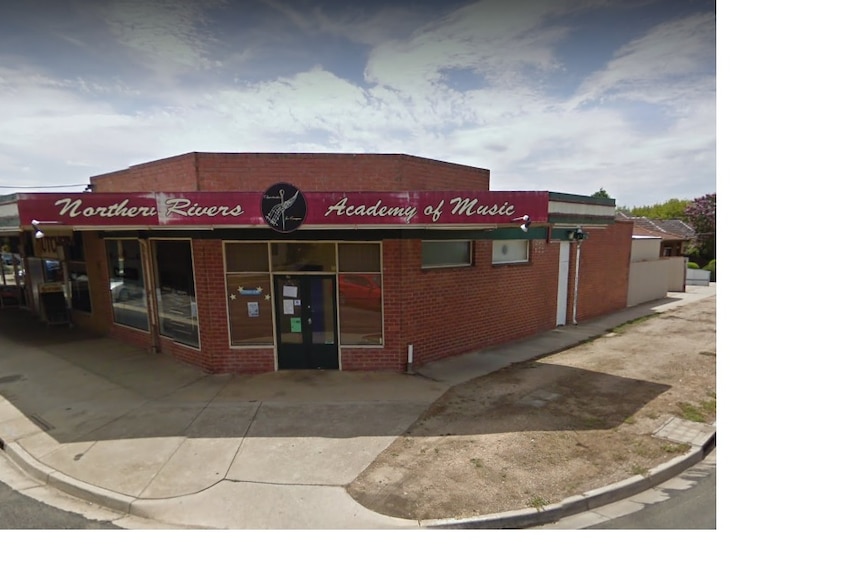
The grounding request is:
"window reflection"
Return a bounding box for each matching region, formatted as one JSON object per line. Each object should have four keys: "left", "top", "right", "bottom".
{"left": 154, "top": 240, "right": 199, "bottom": 347}
{"left": 338, "top": 274, "right": 382, "bottom": 345}
{"left": 271, "top": 243, "right": 336, "bottom": 272}
{"left": 107, "top": 239, "right": 149, "bottom": 331}
{"left": 69, "top": 261, "right": 91, "bottom": 313}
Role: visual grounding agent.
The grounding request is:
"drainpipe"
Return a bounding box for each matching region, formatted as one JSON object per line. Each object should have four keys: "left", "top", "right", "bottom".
{"left": 572, "top": 239, "right": 582, "bottom": 325}
{"left": 570, "top": 226, "right": 588, "bottom": 325}
{"left": 406, "top": 344, "right": 414, "bottom": 374}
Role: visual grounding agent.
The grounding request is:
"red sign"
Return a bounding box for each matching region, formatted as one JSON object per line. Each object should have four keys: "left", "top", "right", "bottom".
{"left": 17, "top": 190, "right": 549, "bottom": 229}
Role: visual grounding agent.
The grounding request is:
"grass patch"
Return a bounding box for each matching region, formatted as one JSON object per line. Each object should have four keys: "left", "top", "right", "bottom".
{"left": 660, "top": 442, "right": 690, "bottom": 454}
{"left": 676, "top": 402, "right": 705, "bottom": 422}
{"left": 678, "top": 391, "right": 717, "bottom": 423}
{"left": 470, "top": 458, "right": 484, "bottom": 468}
{"left": 528, "top": 495, "right": 549, "bottom": 511}
{"left": 630, "top": 465, "right": 650, "bottom": 477}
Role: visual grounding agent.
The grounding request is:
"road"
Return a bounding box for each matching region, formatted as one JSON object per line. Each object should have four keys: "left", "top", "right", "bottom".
{"left": 0, "top": 453, "right": 174, "bottom": 529}
{"left": 0, "top": 458, "right": 121, "bottom": 529}
{"left": 537, "top": 449, "right": 716, "bottom": 529}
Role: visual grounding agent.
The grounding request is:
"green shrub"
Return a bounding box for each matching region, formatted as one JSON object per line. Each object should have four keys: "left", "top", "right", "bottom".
{"left": 704, "top": 259, "right": 716, "bottom": 281}
{"left": 687, "top": 261, "right": 700, "bottom": 269}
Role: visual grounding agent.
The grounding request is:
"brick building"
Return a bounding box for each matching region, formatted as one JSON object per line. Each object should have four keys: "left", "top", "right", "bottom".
{"left": 13, "top": 152, "right": 631, "bottom": 374}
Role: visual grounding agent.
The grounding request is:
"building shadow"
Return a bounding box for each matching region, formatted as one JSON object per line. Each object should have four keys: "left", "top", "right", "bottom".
{"left": 1, "top": 306, "right": 670, "bottom": 444}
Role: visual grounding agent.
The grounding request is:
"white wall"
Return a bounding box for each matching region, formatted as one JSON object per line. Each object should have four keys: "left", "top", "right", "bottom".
{"left": 630, "top": 236, "right": 661, "bottom": 262}
{"left": 666, "top": 256, "right": 687, "bottom": 292}
{"left": 628, "top": 259, "right": 670, "bottom": 306}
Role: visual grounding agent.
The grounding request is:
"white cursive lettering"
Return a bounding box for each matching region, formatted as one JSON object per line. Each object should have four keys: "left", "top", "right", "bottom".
{"left": 324, "top": 197, "right": 418, "bottom": 222}
{"left": 449, "top": 197, "right": 516, "bottom": 217}
{"left": 54, "top": 197, "right": 159, "bottom": 218}
{"left": 164, "top": 198, "right": 244, "bottom": 217}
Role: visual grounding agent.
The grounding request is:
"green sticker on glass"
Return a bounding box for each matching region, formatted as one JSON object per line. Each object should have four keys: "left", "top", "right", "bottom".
{"left": 290, "top": 317, "right": 302, "bottom": 333}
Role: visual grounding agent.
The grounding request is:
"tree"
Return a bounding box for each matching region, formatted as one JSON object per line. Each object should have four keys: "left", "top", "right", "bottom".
{"left": 683, "top": 193, "right": 716, "bottom": 264}
{"left": 627, "top": 198, "right": 690, "bottom": 220}
{"left": 592, "top": 187, "right": 610, "bottom": 199}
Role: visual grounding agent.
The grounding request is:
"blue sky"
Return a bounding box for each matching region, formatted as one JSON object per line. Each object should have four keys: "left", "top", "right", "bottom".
{"left": 0, "top": 0, "right": 716, "bottom": 207}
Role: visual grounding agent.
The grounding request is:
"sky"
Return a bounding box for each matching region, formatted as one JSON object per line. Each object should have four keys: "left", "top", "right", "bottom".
{"left": 0, "top": 0, "right": 715, "bottom": 208}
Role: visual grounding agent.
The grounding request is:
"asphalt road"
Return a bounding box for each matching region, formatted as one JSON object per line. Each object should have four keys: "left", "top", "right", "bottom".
{"left": 538, "top": 449, "right": 716, "bottom": 529}
{"left": 0, "top": 477, "right": 120, "bottom": 529}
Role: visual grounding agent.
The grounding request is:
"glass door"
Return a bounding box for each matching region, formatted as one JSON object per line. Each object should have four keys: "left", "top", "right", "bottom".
{"left": 274, "top": 275, "right": 338, "bottom": 369}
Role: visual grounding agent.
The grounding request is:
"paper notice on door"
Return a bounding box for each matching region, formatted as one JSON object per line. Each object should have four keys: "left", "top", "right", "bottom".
{"left": 283, "top": 285, "right": 298, "bottom": 298}
{"left": 247, "top": 301, "right": 259, "bottom": 318}
{"left": 283, "top": 299, "right": 294, "bottom": 315}
{"left": 290, "top": 317, "right": 302, "bottom": 332}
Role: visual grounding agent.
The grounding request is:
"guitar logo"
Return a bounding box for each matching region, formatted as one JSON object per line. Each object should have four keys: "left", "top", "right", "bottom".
{"left": 261, "top": 182, "right": 306, "bottom": 233}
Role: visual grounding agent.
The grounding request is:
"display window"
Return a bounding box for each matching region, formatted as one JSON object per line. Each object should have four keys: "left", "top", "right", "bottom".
{"left": 107, "top": 239, "right": 149, "bottom": 331}
{"left": 153, "top": 239, "right": 198, "bottom": 348}
{"left": 337, "top": 243, "right": 382, "bottom": 346}
{"left": 225, "top": 243, "right": 273, "bottom": 346}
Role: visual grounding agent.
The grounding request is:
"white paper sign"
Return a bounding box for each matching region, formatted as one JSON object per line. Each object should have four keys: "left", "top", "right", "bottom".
{"left": 247, "top": 301, "right": 259, "bottom": 318}
{"left": 283, "top": 299, "right": 294, "bottom": 315}
{"left": 283, "top": 285, "right": 298, "bottom": 298}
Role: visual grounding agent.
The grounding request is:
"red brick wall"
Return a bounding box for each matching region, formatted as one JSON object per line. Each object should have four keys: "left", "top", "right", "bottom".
{"left": 572, "top": 221, "right": 632, "bottom": 323}
{"left": 345, "top": 238, "right": 559, "bottom": 370}
{"left": 91, "top": 152, "right": 489, "bottom": 193}
{"left": 91, "top": 153, "right": 199, "bottom": 193}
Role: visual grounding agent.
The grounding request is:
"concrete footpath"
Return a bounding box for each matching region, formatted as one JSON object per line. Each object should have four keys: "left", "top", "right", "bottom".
{"left": 0, "top": 285, "right": 716, "bottom": 529}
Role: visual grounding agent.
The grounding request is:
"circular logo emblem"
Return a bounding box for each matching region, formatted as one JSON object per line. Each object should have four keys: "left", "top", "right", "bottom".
{"left": 261, "top": 182, "right": 307, "bottom": 233}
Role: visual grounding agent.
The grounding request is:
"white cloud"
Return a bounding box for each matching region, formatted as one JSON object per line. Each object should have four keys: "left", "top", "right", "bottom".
{"left": 575, "top": 11, "right": 716, "bottom": 107}
{"left": 365, "top": 0, "right": 583, "bottom": 92}
{"left": 94, "top": 0, "right": 227, "bottom": 76}
{"left": 0, "top": 1, "right": 715, "bottom": 206}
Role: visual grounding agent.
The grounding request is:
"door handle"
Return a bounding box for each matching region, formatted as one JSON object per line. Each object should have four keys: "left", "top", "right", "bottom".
{"left": 307, "top": 317, "right": 312, "bottom": 325}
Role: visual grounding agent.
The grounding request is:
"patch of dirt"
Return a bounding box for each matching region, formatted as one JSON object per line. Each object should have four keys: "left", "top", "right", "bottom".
{"left": 346, "top": 296, "right": 716, "bottom": 520}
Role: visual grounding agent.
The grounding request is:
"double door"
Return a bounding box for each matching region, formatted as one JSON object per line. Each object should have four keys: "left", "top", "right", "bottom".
{"left": 274, "top": 275, "right": 339, "bottom": 369}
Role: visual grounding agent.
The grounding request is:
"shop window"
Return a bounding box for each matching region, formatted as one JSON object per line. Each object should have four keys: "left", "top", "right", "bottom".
{"left": 225, "top": 273, "right": 274, "bottom": 346}
{"left": 107, "top": 239, "right": 149, "bottom": 331}
{"left": 68, "top": 261, "right": 91, "bottom": 313}
{"left": 271, "top": 243, "right": 335, "bottom": 272}
{"left": 421, "top": 240, "right": 472, "bottom": 269}
{"left": 154, "top": 240, "right": 199, "bottom": 348}
{"left": 67, "top": 232, "right": 90, "bottom": 313}
{"left": 338, "top": 243, "right": 381, "bottom": 272}
{"left": 223, "top": 243, "right": 272, "bottom": 346}
{"left": 338, "top": 243, "right": 382, "bottom": 346}
{"left": 492, "top": 239, "right": 530, "bottom": 265}
{"left": 68, "top": 231, "right": 86, "bottom": 260}
{"left": 225, "top": 242, "right": 269, "bottom": 272}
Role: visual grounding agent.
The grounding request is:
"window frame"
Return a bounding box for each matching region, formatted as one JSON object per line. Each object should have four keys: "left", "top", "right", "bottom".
{"left": 420, "top": 240, "right": 473, "bottom": 269}
{"left": 491, "top": 239, "right": 531, "bottom": 265}
{"left": 152, "top": 238, "right": 200, "bottom": 349}
{"left": 223, "top": 241, "right": 274, "bottom": 348}
{"left": 337, "top": 242, "right": 383, "bottom": 347}
{"left": 106, "top": 238, "right": 149, "bottom": 332}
